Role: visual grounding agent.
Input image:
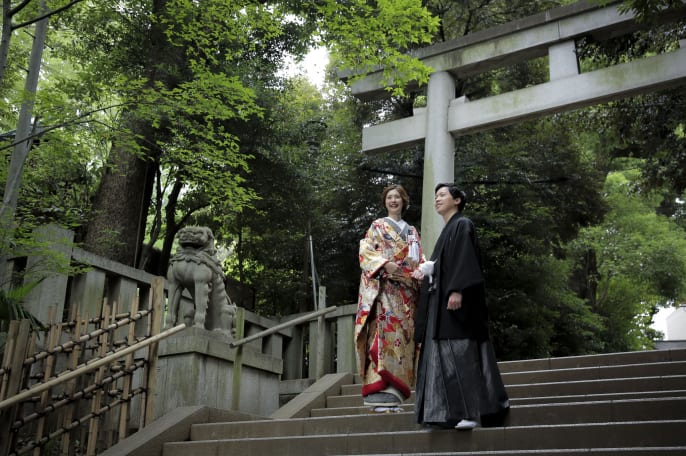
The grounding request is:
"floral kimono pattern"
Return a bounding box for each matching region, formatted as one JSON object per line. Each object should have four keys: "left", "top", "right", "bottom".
{"left": 355, "top": 218, "right": 423, "bottom": 400}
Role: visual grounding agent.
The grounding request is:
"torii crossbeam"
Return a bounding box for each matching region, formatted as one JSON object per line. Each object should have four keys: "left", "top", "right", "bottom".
{"left": 347, "top": 0, "right": 686, "bottom": 253}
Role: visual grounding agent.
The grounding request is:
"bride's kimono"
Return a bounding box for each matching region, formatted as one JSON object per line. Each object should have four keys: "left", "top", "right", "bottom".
{"left": 355, "top": 217, "right": 423, "bottom": 401}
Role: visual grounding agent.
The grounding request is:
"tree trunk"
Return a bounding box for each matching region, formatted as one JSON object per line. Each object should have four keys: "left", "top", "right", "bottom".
{"left": 82, "top": 126, "right": 155, "bottom": 266}
{"left": 0, "top": 0, "right": 13, "bottom": 88}
{"left": 82, "top": 0, "right": 169, "bottom": 267}
{"left": 156, "top": 179, "right": 184, "bottom": 275}
{"left": 0, "top": 0, "right": 48, "bottom": 222}
{"left": 0, "top": 0, "right": 48, "bottom": 286}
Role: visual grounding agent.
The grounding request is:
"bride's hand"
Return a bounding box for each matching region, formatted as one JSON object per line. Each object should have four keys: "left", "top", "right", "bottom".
{"left": 384, "top": 262, "right": 400, "bottom": 275}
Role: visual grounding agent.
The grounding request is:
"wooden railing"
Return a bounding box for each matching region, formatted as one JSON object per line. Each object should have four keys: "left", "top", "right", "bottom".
{"left": 229, "top": 306, "right": 340, "bottom": 410}
{"left": 0, "top": 277, "right": 169, "bottom": 456}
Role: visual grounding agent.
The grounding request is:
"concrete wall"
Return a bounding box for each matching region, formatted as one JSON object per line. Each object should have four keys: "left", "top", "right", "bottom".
{"left": 154, "top": 326, "right": 283, "bottom": 418}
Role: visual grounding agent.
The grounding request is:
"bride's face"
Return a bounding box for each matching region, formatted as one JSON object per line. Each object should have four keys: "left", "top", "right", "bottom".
{"left": 385, "top": 189, "right": 403, "bottom": 218}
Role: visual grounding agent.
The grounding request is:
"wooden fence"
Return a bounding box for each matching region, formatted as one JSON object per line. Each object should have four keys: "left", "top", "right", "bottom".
{"left": 0, "top": 277, "right": 173, "bottom": 455}
{"left": 0, "top": 225, "right": 358, "bottom": 455}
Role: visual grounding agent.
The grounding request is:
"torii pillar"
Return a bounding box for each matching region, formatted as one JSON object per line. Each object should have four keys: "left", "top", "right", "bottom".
{"left": 421, "top": 71, "right": 455, "bottom": 255}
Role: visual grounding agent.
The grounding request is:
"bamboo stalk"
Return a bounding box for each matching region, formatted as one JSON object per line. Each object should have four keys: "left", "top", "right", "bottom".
{"left": 60, "top": 310, "right": 83, "bottom": 456}
{"left": 117, "top": 295, "right": 138, "bottom": 440}
{"left": 0, "top": 321, "right": 21, "bottom": 401}
{"left": 14, "top": 387, "right": 146, "bottom": 456}
{"left": 13, "top": 359, "right": 146, "bottom": 430}
{"left": 33, "top": 308, "right": 58, "bottom": 456}
{"left": 24, "top": 309, "right": 151, "bottom": 366}
{"left": 0, "top": 320, "right": 32, "bottom": 456}
{"left": 87, "top": 299, "right": 111, "bottom": 455}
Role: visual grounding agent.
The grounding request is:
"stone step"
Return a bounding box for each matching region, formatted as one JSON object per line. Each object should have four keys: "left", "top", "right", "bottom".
{"left": 313, "top": 394, "right": 686, "bottom": 419}
{"left": 332, "top": 449, "right": 686, "bottom": 456}
{"left": 497, "top": 348, "right": 686, "bottom": 373}
{"left": 503, "top": 360, "right": 686, "bottom": 384}
{"left": 507, "top": 374, "right": 686, "bottom": 398}
{"left": 145, "top": 349, "right": 686, "bottom": 456}
{"left": 162, "top": 420, "right": 686, "bottom": 455}
{"left": 508, "top": 396, "right": 686, "bottom": 426}
{"left": 339, "top": 361, "right": 686, "bottom": 396}
{"left": 329, "top": 388, "right": 686, "bottom": 415}
{"left": 329, "top": 375, "right": 686, "bottom": 408}
{"left": 340, "top": 349, "right": 686, "bottom": 387}
{"left": 507, "top": 388, "right": 686, "bottom": 405}
{"left": 189, "top": 396, "right": 686, "bottom": 439}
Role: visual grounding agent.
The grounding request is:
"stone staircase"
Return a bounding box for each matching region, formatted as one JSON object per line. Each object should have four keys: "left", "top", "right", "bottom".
{"left": 161, "top": 348, "right": 686, "bottom": 455}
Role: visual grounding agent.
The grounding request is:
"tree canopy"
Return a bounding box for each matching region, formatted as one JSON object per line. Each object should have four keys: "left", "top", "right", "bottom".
{"left": 1, "top": 0, "right": 685, "bottom": 360}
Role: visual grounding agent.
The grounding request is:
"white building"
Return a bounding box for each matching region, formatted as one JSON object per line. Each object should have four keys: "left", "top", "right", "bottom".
{"left": 665, "top": 304, "right": 686, "bottom": 340}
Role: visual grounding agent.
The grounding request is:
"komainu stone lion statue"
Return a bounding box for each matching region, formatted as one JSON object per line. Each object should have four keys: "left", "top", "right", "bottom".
{"left": 166, "top": 226, "right": 236, "bottom": 337}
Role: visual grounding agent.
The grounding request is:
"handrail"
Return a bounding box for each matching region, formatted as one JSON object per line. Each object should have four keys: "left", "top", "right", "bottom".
{"left": 230, "top": 306, "right": 337, "bottom": 348}
{"left": 0, "top": 323, "right": 186, "bottom": 412}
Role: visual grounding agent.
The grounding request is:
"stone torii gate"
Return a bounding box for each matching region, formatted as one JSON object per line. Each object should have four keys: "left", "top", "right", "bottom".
{"left": 347, "top": 0, "right": 686, "bottom": 254}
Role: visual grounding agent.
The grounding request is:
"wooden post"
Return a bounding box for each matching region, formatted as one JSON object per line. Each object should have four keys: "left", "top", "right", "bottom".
{"left": 0, "top": 321, "right": 20, "bottom": 401}
{"left": 316, "top": 286, "right": 326, "bottom": 379}
{"left": 87, "top": 299, "right": 111, "bottom": 455}
{"left": 61, "top": 312, "right": 84, "bottom": 456}
{"left": 231, "top": 307, "right": 246, "bottom": 410}
{"left": 335, "top": 309, "right": 356, "bottom": 374}
{"left": 0, "top": 320, "right": 32, "bottom": 456}
{"left": 33, "top": 308, "right": 59, "bottom": 456}
{"left": 143, "top": 277, "right": 164, "bottom": 426}
{"left": 118, "top": 296, "right": 139, "bottom": 440}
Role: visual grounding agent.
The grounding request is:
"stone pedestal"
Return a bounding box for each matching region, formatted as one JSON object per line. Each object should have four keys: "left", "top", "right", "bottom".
{"left": 153, "top": 327, "right": 282, "bottom": 419}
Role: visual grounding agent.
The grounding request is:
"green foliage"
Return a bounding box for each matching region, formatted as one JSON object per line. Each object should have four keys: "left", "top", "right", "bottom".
{"left": 3, "top": 0, "right": 684, "bottom": 363}
{"left": 0, "top": 29, "right": 33, "bottom": 128}
{"left": 219, "top": 77, "right": 340, "bottom": 315}
{"left": 315, "top": 0, "right": 439, "bottom": 95}
{"left": 425, "top": 0, "right": 570, "bottom": 42}
{"left": 567, "top": 170, "right": 686, "bottom": 351}
{"left": 450, "top": 117, "right": 609, "bottom": 359}
{"left": 0, "top": 223, "right": 85, "bottom": 349}
{"left": 144, "top": 72, "right": 259, "bottom": 209}
{"left": 0, "top": 282, "right": 46, "bottom": 337}
{"left": 488, "top": 253, "right": 604, "bottom": 359}
{"left": 1, "top": 223, "right": 84, "bottom": 278}
{"left": 3, "top": 0, "right": 441, "bottom": 275}
{"left": 161, "top": 1, "right": 290, "bottom": 67}
{"left": 5, "top": 143, "right": 95, "bottom": 230}
{"left": 574, "top": 20, "right": 686, "bottom": 203}
{"left": 615, "top": 0, "right": 685, "bottom": 22}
